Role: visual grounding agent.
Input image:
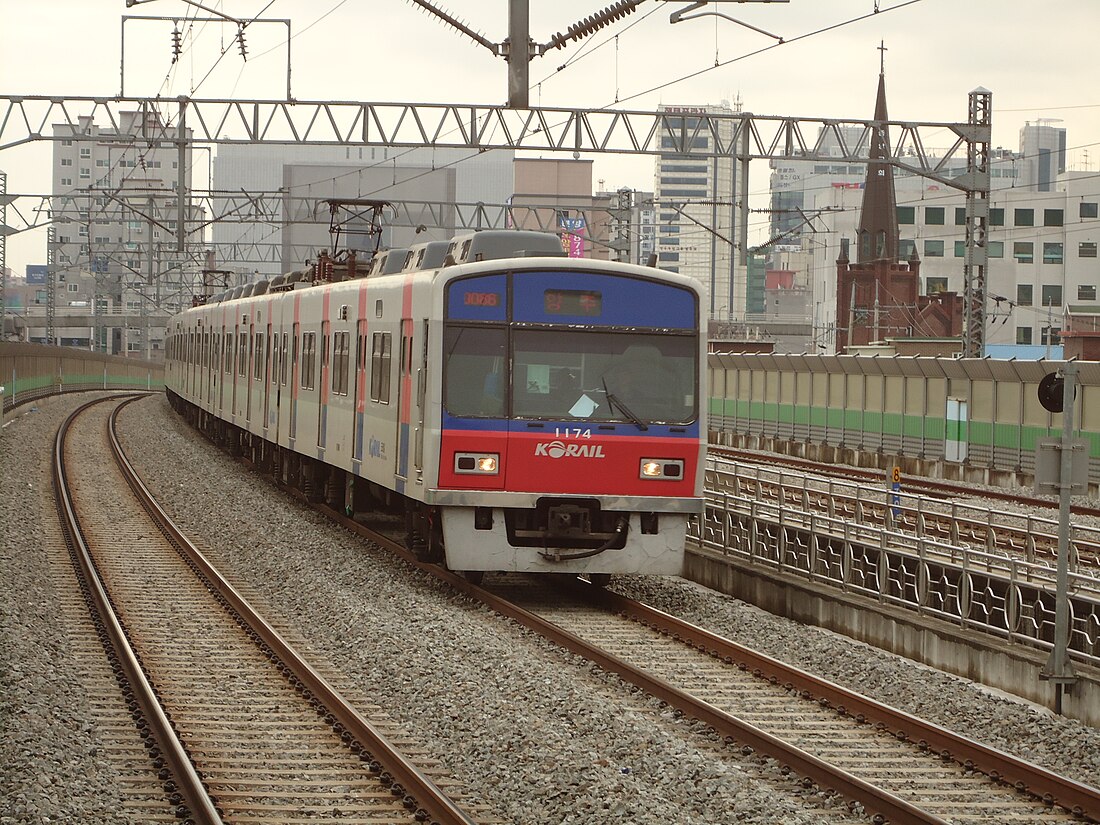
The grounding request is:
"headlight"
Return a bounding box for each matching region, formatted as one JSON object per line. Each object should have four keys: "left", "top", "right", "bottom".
{"left": 455, "top": 452, "right": 500, "bottom": 475}
{"left": 639, "top": 458, "right": 684, "bottom": 480}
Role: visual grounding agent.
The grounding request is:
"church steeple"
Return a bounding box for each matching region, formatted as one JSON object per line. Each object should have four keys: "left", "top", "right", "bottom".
{"left": 856, "top": 45, "right": 898, "bottom": 264}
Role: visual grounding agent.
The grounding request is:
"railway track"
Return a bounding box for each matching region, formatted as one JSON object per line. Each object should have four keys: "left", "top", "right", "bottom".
{"left": 300, "top": 502, "right": 1100, "bottom": 825}
{"left": 53, "top": 395, "right": 484, "bottom": 825}
{"left": 104, "top": 396, "right": 1100, "bottom": 824}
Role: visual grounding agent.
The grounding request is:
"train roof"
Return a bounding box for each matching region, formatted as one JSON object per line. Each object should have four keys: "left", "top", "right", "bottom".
{"left": 444, "top": 230, "right": 566, "bottom": 265}
{"left": 175, "top": 231, "right": 704, "bottom": 322}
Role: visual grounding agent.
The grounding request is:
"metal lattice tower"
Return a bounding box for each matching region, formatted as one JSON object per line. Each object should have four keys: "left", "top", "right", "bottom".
{"left": 962, "top": 87, "right": 992, "bottom": 358}
{"left": 0, "top": 169, "right": 6, "bottom": 337}
{"left": 46, "top": 225, "right": 56, "bottom": 345}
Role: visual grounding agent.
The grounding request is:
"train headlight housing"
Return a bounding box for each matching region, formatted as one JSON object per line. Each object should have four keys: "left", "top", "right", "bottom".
{"left": 455, "top": 452, "right": 500, "bottom": 475}
{"left": 639, "top": 458, "right": 684, "bottom": 480}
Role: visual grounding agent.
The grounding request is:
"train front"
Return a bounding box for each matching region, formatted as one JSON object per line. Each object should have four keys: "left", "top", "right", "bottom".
{"left": 431, "top": 260, "right": 705, "bottom": 576}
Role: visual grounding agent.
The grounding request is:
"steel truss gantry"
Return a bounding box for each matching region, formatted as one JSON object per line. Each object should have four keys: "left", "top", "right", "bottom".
{"left": 0, "top": 93, "right": 991, "bottom": 353}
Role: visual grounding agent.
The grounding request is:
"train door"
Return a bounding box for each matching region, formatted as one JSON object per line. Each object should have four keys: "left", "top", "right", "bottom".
{"left": 394, "top": 319, "right": 413, "bottom": 481}
{"left": 229, "top": 325, "right": 236, "bottom": 415}
{"left": 208, "top": 330, "right": 216, "bottom": 405}
{"left": 247, "top": 324, "right": 255, "bottom": 422}
{"left": 274, "top": 331, "right": 287, "bottom": 443}
{"left": 413, "top": 319, "right": 429, "bottom": 482}
{"left": 219, "top": 328, "right": 227, "bottom": 412}
{"left": 352, "top": 319, "right": 368, "bottom": 462}
{"left": 318, "top": 320, "right": 330, "bottom": 449}
{"left": 263, "top": 322, "right": 272, "bottom": 430}
{"left": 289, "top": 322, "right": 299, "bottom": 440}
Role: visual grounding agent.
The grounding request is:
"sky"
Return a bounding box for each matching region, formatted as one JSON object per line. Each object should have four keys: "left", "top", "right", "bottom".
{"left": 1, "top": 0, "right": 1098, "bottom": 278}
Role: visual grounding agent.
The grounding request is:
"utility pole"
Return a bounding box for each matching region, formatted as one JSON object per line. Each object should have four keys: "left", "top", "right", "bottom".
{"left": 0, "top": 170, "right": 6, "bottom": 339}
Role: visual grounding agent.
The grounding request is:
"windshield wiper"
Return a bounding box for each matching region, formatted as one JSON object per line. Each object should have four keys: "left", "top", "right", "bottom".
{"left": 602, "top": 378, "right": 648, "bottom": 431}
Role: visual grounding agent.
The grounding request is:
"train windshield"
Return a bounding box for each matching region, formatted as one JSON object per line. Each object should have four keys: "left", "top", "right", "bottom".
{"left": 444, "top": 326, "right": 696, "bottom": 424}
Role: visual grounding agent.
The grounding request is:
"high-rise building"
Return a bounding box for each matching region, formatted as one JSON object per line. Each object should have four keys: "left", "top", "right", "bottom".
{"left": 653, "top": 103, "right": 738, "bottom": 318}
{"left": 50, "top": 111, "right": 198, "bottom": 358}
{"left": 1020, "top": 120, "right": 1067, "bottom": 192}
{"left": 211, "top": 145, "right": 515, "bottom": 280}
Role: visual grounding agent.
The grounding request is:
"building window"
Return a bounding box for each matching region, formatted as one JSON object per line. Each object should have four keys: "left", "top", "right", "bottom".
{"left": 954, "top": 207, "right": 966, "bottom": 226}
{"left": 989, "top": 208, "right": 1005, "bottom": 226}
{"left": 1017, "top": 284, "right": 1033, "bottom": 306}
{"left": 926, "top": 277, "right": 948, "bottom": 294}
{"left": 924, "top": 240, "right": 944, "bottom": 258}
{"left": 1013, "top": 242, "right": 1033, "bottom": 263}
{"left": 60, "top": 177, "right": 72, "bottom": 186}
{"left": 1081, "top": 202, "right": 1098, "bottom": 219}
{"left": 1016, "top": 327, "right": 1032, "bottom": 345}
{"left": 896, "top": 206, "right": 915, "bottom": 225}
{"left": 60, "top": 158, "right": 73, "bottom": 166}
{"left": 1080, "top": 242, "right": 1098, "bottom": 258}
{"left": 61, "top": 139, "right": 72, "bottom": 146}
{"left": 925, "top": 207, "right": 945, "bottom": 225}
{"left": 1080, "top": 284, "right": 1098, "bottom": 301}
{"left": 79, "top": 147, "right": 91, "bottom": 158}
{"left": 658, "top": 252, "right": 680, "bottom": 262}
{"left": 1042, "top": 242, "right": 1063, "bottom": 264}
{"left": 67, "top": 283, "right": 79, "bottom": 293}
{"left": 954, "top": 241, "right": 966, "bottom": 257}
{"left": 1041, "top": 326, "right": 1061, "bottom": 346}
{"left": 1043, "top": 209, "right": 1064, "bottom": 227}
{"left": 79, "top": 168, "right": 90, "bottom": 179}
{"left": 899, "top": 239, "right": 916, "bottom": 259}
{"left": 989, "top": 241, "right": 1004, "bottom": 258}
{"left": 1014, "top": 208, "right": 1034, "bottom": 226}
{"left": 1041, "top": 285, "right": 1062, "bottom": 307}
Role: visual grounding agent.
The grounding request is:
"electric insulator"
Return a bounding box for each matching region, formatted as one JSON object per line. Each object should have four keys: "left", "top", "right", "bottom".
{"left": 170, "top": 25, "right": 182, "bottom": 64}
{"left": 237, "top": 28, "right": 248, "bottom": 60}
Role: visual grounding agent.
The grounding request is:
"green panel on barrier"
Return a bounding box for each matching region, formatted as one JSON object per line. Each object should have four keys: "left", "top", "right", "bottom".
{"left": 968, "top": 421, "right": 991, "bottom": 446}
{"left": 748, "top": 401, "right": 765, "bottom": 419}
{"left": 793, "top": 406, "right": 810, "bottom": 425}
{"left": 992, "top": 422, "right": 1020, "bottom": 449}
{"left": 777, "top": 405, "right": 796, "bottom": 424}
{"left": 882, "top": 412, "right": 903, "bottom": 435}
{"left": 826, "top": 408, "right": 844, "bottom": 428}
{"left": 809, "top": 407, "right": 827, "bottom": 426}
{"left": 1084, "top": 431, "right": 1100, "bottom": 457}
{"left": 844, "top": 409, "right": 864, "bottom": 429}
{"left": 863, "top": 411, "right": 882, "bottom": 432}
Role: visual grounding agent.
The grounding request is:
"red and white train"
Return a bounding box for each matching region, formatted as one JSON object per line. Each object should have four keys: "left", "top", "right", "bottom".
{"left": 166, "top": 230, "right": 706, "bottom": 582}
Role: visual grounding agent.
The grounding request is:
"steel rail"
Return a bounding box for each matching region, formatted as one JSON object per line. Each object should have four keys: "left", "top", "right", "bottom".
{"left": 107, "top": 402, "right": 480, "bottom": 825}
{"left": 53, "top": 395, "right": 224, "bottom": 825}
{"left": 305, "top": 502, "right": 948, "bottom": 825}
{"left": 593, "top": 587, "right": 1100, "bottom": 821}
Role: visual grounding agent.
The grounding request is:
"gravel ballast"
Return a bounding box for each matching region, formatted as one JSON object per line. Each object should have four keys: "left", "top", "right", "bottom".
{"left": 4, "top": 389, "right": 1099, "bottom": 823}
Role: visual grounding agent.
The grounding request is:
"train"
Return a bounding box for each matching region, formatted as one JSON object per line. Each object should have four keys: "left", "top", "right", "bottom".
{"left": 165, "top": 230, "right": 706, "bottom": 583}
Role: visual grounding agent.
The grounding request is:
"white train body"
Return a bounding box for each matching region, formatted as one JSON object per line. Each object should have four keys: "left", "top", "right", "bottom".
{"left": 166, "top": 232, "right": 706, "bottom": 577}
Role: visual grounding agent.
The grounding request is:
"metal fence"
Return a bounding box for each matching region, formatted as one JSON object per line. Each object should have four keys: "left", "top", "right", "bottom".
{"left": 692, "top": 456, "right": 1100, "bottom": 668}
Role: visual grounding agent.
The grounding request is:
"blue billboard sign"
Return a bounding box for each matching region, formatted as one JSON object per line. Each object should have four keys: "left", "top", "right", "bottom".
{"left": 26, "top": 265, "right": 48, "bottom": 285}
